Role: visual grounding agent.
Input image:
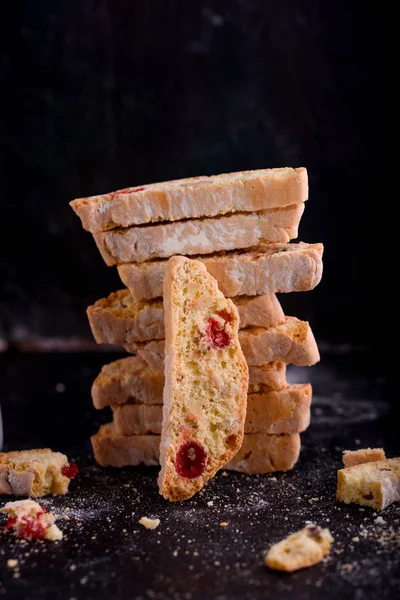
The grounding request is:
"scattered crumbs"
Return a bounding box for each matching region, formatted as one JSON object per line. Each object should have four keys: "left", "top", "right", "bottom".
{"left": 122, "top": 529, "right": 127, "bottom": 533}
{"left": 173, "top": 550, "right": 178, "bottom": 557}
{"left": 55, "top": 382, "right": 66, "bottom": 393}
{"left": 139, "top": 517, "right": 160, "bottom": 530}
{"left": 355, "top": 439, "right": 361, "bottom": 445}
{"left": 375, "top": 517, "right": 386, "bottom": 525}
{"left": 188, "top": 565, "right": 194, "bottom": 570}
{"left": 7, "top": 559, "right": 18, "bottom": 568}
{"left": 284, "top": 516, "right": 289, "bottom": 520}
{"left": 214, "top": 561, "right": 221, "bottom": 566}
{"left": 193, "top": 551, "right": 199, "bottom": 557}
{"left": 123, "top": 484, "right": 130, "bottom": 488}
{"left": 80, "top": 576, "right": 88, "bottom": 585}
{"left": 63, "top": 515, "right": 70, "bottom": 521}
{"left": 352, "top": 537, "right": 360, "bottom": 543}
{"left": 220, "top": 522, "right": 228, "bottom": 527}
{"left": 207, "top": 501, "right": 214, "bottom": 507}
{"left": 269, "top": 477, "right": 277, "bottom": 482}
{"left": 359, "top": 508, "right": 365, "bottom": 512}
{"left": 70, "top": 564, "right": 77, "bottom": 571}
{"left": 13, "top": 572, "right": 20, "bottom": 579}
{"left": 91, "top": 536, "right": 97, "bottom": 540}
{"left": 64, "top": 507, "right": 71, "bottom": 512}
{"left": 221, "top": 471, "right": 228, "bottom": 477}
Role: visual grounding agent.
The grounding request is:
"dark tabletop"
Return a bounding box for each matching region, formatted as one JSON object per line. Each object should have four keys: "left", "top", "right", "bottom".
{"left": 0, "top": 351, "right": 398, "bottom": 600}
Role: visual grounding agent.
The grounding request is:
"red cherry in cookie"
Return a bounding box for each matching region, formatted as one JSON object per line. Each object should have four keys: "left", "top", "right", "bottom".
{"left": 61, "top": 463, "right": 79, "bottom": 479}
{"left": 206, "top": 317, "right": 231, "bottom": 349}
{"left": 175, "top": 441, "right": 207, "bottom": 479}
{"left": 17, "top": 515, "right": 47, "bottom": 540}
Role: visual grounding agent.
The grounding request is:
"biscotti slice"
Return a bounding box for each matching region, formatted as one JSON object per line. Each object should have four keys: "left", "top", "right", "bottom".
{"left": 91, "top": 356, "right": 164, "bottom": 409}
{"left": 88, "top": 290, "right": 285, "bottom": 345}
{"left": 336, "top": 458, "right": 400, "bottom": 510}
{"left": 342, "top": 448, "right": 386, "bottom": 468}
{"left": 91, "top": 423, "right": 300, "bottom": 474}
{"left": 112, "top": 384, "right": 311, "bottom": 436}
{"left": 265, "top": 525, "right": 333, "bottom": 572}
{"left": 118, "top": 242, "right": 323, "bottom": 303}
{"left": 70, "top": 167, "right": 308, "bottom": 232}
{"left": 126, "top": 317, "right": 319, "bottom": 370}
{"left": 0, "top": 449, "right": 78, "bottom": 497}
{"left": 93, "top": 205, "right": 304, "bottom": 266}
{"left": 158, "top": 256, "right": 249, "bottom": 502}
{"left": 92, "top": 357, "right": 286, "bottom": 408}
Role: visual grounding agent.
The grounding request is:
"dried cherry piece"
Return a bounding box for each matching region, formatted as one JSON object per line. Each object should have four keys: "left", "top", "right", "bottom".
{"left": 17, "top": 516, "right": 47, "bottom": 540}
{"left": 4, "top": 517, "right": 17, "bottom": 530}
{"left": 362, "top": 493, "right": 374, "bottom": 500}
{"left": 175, "top": 441, "right": 207, "bottom": 479}
{"left": 206, "top": 318, "right": 231, "bottom": 349}
{"left": 61, "top": 463, "right": 79, "bottom": 479}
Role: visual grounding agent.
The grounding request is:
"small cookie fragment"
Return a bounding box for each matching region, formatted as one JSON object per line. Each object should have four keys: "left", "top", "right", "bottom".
{"left": 337, "top": 457, "right": 400, "bottom": 510}
{"left": 342, "top": 448, "right": 386, "bottom": 468}
{"left": 139, "top": 516, "right": 160, "bottom": 530}
{"left": 265, "top": 524, "right": 333, "bottom": 572}
{"left": 0, "top": 448, "right": 78, "bottom": 497}
{"left": 1, "top": 499, "right": 63, "bottom": 541}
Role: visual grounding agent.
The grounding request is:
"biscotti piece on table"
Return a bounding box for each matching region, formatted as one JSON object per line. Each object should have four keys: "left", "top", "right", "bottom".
{"left": 91, "top": 423, "right": 300, "bottom": 474}
{"left": 1, "top": 499, "right": 63, "bottom": 541}
{"left": 112, "top": 384, "right": 312, "bottom": 436}
{"left": 337, "top": 457, "right": 400, "bottom": 510}
{"left": 87, "top": 290, "right": 285, "bottom": 345}
{"left": 125, "top": 317, "right": 320, "bottom": 371}
{"left": 265, "top": 525, "right": 333, "bottom": 572}
{"left": 118, "top": 242, "right": 323, "bottom": 303}
{"left": 0, "top": 449, "right": 78, "bottom": 497}
{"left": 92, "top": 357, "right": 287, "bottom": 408}
{"left": 342, "top": 448, "right": 386, "bottom": 468}
{"left": 91, "top": 356, "right": 165, "bottom": 409}
{"left": 93, "top": 205, "right": 304, "bottom": 266}
{"left": 70, "top": 167, "right": 308, "bottom": 232}
{"left": 158, "top": 256, "right": 248, "bottom": 501}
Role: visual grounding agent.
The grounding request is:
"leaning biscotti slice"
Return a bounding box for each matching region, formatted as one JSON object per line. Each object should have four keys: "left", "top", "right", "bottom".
{"left": 158, "top": 256, "right": 249, "bottom": 502}
{"left": 112, "top": 384, "right": 311, "bottom": 436}
{"left": 70, "top": 167, "right": 308, "bottom": 233}
{"left": 87, "top": 289, "right": 285, "bottom": 345}
{"left": 91, "top": 423, "right": 300, "bottom": 474}
{"left": 125, "top": 317, "right": 319, "bottom": 371}
{"left": 0, "top": 449, "right": 78, "bottom": 497}
{"left": 91, "top": 356, "right": 165, "bottom": 409}
{"left": 93, "top": 205, "right": 304, "bottom": 266}
{"left": 92, "top": 357, "right": 287, "bottom": 408}
{"left": 118, "top": 242, "right": 323, "bottom": 303}
{"left": 336, "top": 458, "right": 400, "bottom": 510}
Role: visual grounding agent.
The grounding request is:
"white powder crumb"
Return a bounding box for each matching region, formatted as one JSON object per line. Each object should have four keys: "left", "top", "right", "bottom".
{"left": 91, "top": 536, "right": 97, "bottom": 540}
{"left": 221, "top": 471, "right": 228, "bottom": 477}
{"left": 13, "top": 572, "right": 20, "bottom": 579}
{"left": 123, "top": 484, "right": 130, "bottom": 488}
{"left": 173, "top": 550, "right": 178, "bottom": 557}
{"left": 139, "top": 517, "right": 160, "bottom": 530}
{"left": 375, "top": 516, "right": 386, "bottom": 525}
{"left": 80, "top": 577, "right": 88, "bottom": 585}
{"left": 352, "top": 537, "right": 360, "bottom": 542}
{"left": 207, "top": 501, "right": 214, "bottom": 507}
{"left": 214, "top": 561, "right": 221, "bottom": 566}
{"left": 220, "top": 522, "right": 228, "bottom": 527}
{"left": 70, "top": 564, "right": 76, "bottom": 571}
{"left": 269, "top": 477, "right": 277, "bottom": 482}
{"left": 7, "top": 559, "right": 18, "bottom": 568}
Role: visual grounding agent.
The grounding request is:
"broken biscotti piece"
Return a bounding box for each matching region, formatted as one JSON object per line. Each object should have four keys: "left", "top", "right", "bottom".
{"left": 0, "top": 449, "right": 78, "bottom": 497}
{"left": 92, "top": 356, "right": 287, "bottom": 409}
{"left": 1, "top": 499, "right": 63, "bottom": 541}
{"left": 125, "top": 317, "right": 320, "bottom": 371}
{"left": 87, "top": 289, "right": 285, "bottom": 344}
{"left": 70, "top": 167, "right": 308, "bottom": 232}
{"left": 112, "top": 384, "right": 312, "bottom": 436}
{"left": 342, "top": 448, "right": 386, "bottom": 468}
{"left": 117, "top": 242, "right": 323, "bottom": 303}
{"left": 93, "top": 205, "right": 305, "bottom": 265}
{"left": 158, "top": 256, "right": 249, "bottom": 501}
{"left": 91, "top": 423, "right": 300, "bottom": 474}
{"left": 337, "top": 457, "right": 400, "bottom": 510}
{"left": 265, "top": 524, "right": 333, "bottom": 572}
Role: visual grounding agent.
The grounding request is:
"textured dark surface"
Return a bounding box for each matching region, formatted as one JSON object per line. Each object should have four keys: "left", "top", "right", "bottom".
{"left": 0, "top": 351, "right": 397, "bottom": 600}
{"left": 1, "top": 0, "right": 379, "bottom": 348}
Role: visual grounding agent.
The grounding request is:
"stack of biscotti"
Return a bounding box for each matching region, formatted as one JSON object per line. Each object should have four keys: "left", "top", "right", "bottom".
{"left": 70, "top": 168, "right": 323, "bottom": 475}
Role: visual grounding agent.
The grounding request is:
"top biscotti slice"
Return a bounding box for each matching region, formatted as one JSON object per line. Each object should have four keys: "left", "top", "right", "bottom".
{"left": 118, "top": 242, "right": 323, "bottom": 303}
{"left": 70, "top": 167, "right": 308, "bottom": 233}
{"left": 93, "top": 205, "right": 304, "bottom": 265}
{"left": 158, "top": 256, "right": 249, "bottom": 502}
{"left": 0, "top": 449, "right": 78, "bottom": 497}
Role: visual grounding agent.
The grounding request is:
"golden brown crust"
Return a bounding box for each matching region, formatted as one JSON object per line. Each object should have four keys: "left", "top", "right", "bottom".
{"left": 342, "top": 448, "right": 386, "bottom": 468}
{"left": 70, "top": 167, "right": 308, "bottom": 233}
{"left": 117, "top": 242, "right": 323, "bottom": 303}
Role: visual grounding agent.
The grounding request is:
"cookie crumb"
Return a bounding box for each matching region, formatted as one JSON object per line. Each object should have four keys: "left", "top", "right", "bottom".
{"left": 7, "top": 559, "right": 18, "bottom": 568}
{"left": 220, "top": 522, "right": 228, "bottom": 527}
{"left": 139, "top": 517, "right": 160, "bottom": 530}
{"left": 265, "top": 524, "right": 333, "bottom": 572}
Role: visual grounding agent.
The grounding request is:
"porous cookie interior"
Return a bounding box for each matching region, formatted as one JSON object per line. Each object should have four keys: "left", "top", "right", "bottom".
{"left": 164, "top": 259, "right": 247, "bottom": 486}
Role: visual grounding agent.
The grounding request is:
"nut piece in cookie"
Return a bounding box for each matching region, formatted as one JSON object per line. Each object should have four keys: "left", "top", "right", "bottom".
{"left": 1, "top": 499, "right": 63, "bottom": 541}
{"left": 0, "top": 448, "right": 78, "bottom": 497}
{"left": 158, "top": 256, "right": 248, "bottom": 502}
{"left": 342, "top": 448, "right": 386, "bottom": 468}
{"left": 265, "top": 524, "right": 333, "bottom": 572}
{"left": 337, "top": 457, "right": 400, "bottom": 510}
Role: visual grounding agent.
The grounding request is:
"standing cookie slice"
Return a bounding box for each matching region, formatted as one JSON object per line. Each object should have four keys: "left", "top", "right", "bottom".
{"left": 158, "top": 257, "right": 249, "bottom": 501}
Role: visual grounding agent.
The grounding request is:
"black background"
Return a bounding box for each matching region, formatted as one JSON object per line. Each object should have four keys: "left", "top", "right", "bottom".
{"left": 1, "top": 0, "right": 379, "bottom": 352}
